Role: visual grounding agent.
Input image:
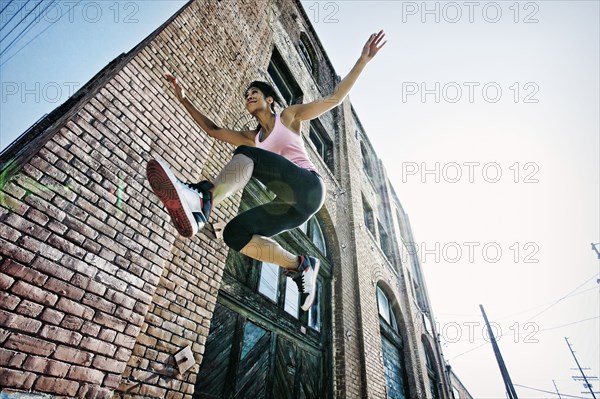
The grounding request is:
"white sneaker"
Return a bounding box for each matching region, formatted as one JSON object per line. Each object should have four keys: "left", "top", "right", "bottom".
{"left": 288, "top": 256, "right": 320, "bottom": 311}
{"left": 146, "top": 159, "right": 212, "bottom": 237}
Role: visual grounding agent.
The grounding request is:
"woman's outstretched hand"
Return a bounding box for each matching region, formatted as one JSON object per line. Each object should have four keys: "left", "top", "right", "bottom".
{"left": 360, "top": 30, "right": 387, "bottom": 62}
{"left": 165, "top": 73, "right": 186, "bottom": 102}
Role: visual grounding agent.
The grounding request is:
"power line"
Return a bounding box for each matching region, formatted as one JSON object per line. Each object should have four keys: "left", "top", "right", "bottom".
{"left": 449, "top": 340, "right": 488, "bottom": 360}
{"left": 523, "top": 273, "right": 600, "bottom": 324}
{"left": 439, "top": 284, "right": 599, "bottom": 323}
{"left": 0, "top": 0, "right": 58, "bottom": 58}
{"left": 437, "top": 274, "right": 599, "bottom": 323}
{"left": 0, "top": 0, "right": 26, "bottom": 36}
{"left": 0, "top": 0, "right": 82, "bottom": 67}
{"left": 552, "top": 380, "right": 563, "bottom": 399}
{"left": 446, "top": 314, "right": 600, "bottom": 345}
{"left": 0, "top": 0, "right": 43, "bottom": 45}
{"left": 0, "top": 0, "right": 15, "bottom": 16}
{"left": 565, "top": 337, "right": 597, "bottom": 399}
{"left": 514, "top": 383, "right": 589, "bottom": 399}
{"left": 537, "top": 315, "right": 599, "bottom": 334}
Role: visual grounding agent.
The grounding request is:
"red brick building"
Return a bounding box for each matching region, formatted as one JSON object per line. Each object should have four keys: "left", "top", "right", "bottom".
{"left": 0, "top": 0, "right": 471, "bottom": 397}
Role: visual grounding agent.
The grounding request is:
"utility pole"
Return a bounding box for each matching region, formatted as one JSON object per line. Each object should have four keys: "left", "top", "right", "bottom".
{"left": 564, "top": 337, "right": 597, "bottom": 399}
{"left": 591, "top": 243, "right": 600, "bottom": 260}
{"left": 552, "top": 380, "right": 563, "bottom": 399}
{"left": 480, "top": 304, "right": 518, "bottom": 399}
{"left": 592, "top": 243, "right": 600, "bottom": 284}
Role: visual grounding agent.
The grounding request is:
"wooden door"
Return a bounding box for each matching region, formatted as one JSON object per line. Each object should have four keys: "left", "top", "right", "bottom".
{"left": 194, "top": 302, "right": 324, "bottom": 399}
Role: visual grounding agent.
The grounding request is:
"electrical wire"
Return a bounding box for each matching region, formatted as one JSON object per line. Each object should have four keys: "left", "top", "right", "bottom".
{"left": 513, "top": 383, "right": 589, "bottom": 399}
{"left": 0, "top": 0, "right": 15, "bottom": 16}
{"left": 440, "top": 282, "right": 600, "bottom": 346}
{"left": 0, "top": 0, "right": 82, "bottom": 68}
{"left": 523, "top": 273, "right": 600, "bottom": 324}
{"left": 445, "top": 313, "right": 600, "bottom": 346}
{"left": 437, "top": 273, "right": 599, "bottom": 322}
{"left": 449, "top": 280, "right": 600, "bottom": 360}
{"left": 438, "top": 284, "right": 599, "bottom": 323}
{"left": 0, "top": 0, "right": 58, "bottom": 58}
{"left": 518, "top": 315, "right": 599, "bottom": 335}
{"left": 0, "top": 0, "right": 26, "bottom": 37}
{"left": 0, "top": 0, "right": 42, "bottom": 45}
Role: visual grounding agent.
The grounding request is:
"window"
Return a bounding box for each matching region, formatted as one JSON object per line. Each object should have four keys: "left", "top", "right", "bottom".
{"left": 362, "top": 197, "right": 377, "bottom": 238}
{"left": 396, "top": 209, "right": 408, "bottom": 243}
{"left": 268, "top": 47, "right": 303, "bottom": 105}
{"left": 412, "top": 272, "right": 427, "bottom": 311}
{"left": 423, "top": 338, "right": 441, "bottom": 399}
{"left": 241, "top": 321, "right": 268, "bottom": 360}
{"left": 299, "top": 32, "right": 318, "bottom": 78}
{"left": 309, "top": 119, "right": 334, "bottom": 172}
{"left": 299, "top": 220, "right": 308, "bottom": 234}
{"left": 423, "top": 313, "right": 434, "bottom": 335}
{"left": 377, "top": 286, "right": 398, "bottom": 330}
{"left": 379, "top": 221, "right": 393, "bottom": 260}
{"left": 361, "top": 141, "right": 376, "bottom": 178}
{"left": 258, "top": 262, "right": 279, "bottom": 302}
{"left": 308, "top": 218, "right": 326, "bottom": 256}
{"left": 376, "top": 285, "right": 409, "bottom": 399}
{"left": 308, "top": 280, "right": 321, "bottom": 331}
{"left": 406, "top": 270, "right": 416, "bottom": 300}
{"left": 299, "top": 217, "right": 327, "bottom": 256}
{"left": 284, "top": 275, "right": 300, "bottom": 318}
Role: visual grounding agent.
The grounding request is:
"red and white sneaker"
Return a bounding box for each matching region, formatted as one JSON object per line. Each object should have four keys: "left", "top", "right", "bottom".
{"left": 286, "top": 256, "right": 320, "bottom": 311}
{"left": 146, "top": 159, "right": 213, "bottom": 237}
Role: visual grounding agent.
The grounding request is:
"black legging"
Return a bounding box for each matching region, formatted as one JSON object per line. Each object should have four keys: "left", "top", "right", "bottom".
{"left": 222, "top": 145, "right": 326, "bottom": 251}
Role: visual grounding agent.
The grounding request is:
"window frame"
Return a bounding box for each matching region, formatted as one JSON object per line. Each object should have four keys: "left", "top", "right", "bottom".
{"left": 268, "top": 46, "right": 303, "bottom": 106}
{"left": 298, "top": 32, "right": 319, "bottom": 80}
{"left": 376, "top": 284, "right": 410, "bottom": 399}
{"left": 362, "top": 196, "right": 377, "bottom": 239}
{"left": 309, "top": 119, "right": 335, "bottom": 173}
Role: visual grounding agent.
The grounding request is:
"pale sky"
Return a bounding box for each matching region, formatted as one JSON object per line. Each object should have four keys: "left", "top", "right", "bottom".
{"left": 1, "top": 1, "right": 599, "bottom": 398}
{"left": 305, "top": 1, "right": 599, "bottom": 398}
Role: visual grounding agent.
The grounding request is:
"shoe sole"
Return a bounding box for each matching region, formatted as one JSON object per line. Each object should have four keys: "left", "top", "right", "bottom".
{"left": 301, "top": 258, "right": 320, "bottom": 311}
{"left": 146, "top": 159, "right": 197, "bottom": 238}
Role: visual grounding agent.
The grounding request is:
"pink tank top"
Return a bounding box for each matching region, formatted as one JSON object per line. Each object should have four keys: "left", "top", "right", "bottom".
{"left": 255, "top": 113, "right": 317, "bottom": 172}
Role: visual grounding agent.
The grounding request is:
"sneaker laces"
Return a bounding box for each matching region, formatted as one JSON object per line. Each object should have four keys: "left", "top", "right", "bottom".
{"left": 184, "top": 180, "right": 214, "bottom": 218}
{"left": 284, "top": 256, "right": 312, "bottom": 293}
{"left": 284, "top": 268, "right": 306, "bottom": 293}
{"left": 182, "top": 181, "right": 201, "bottom": 194}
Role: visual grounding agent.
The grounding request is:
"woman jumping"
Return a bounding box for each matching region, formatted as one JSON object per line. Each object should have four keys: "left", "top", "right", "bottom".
{"left": 146, "top": 30, "right": 386, "bottom": 311}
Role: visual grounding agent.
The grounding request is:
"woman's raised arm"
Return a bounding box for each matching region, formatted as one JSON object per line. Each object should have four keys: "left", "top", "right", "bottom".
{"left": 165, "top": 74, "right": 256, "bottom": 147}
{"left": 283, "top": 30, "right": 387, "bottom": 123}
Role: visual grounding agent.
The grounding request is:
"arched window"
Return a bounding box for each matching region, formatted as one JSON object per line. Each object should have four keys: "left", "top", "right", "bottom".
{"left": 299, "top": 216, "right": 327, "bottom": 256}
{"left": 376, "top": 285, "right": 410, "bottom": 399}
{"left": 299, "top": 32, "right": 318, "bottom": 79}
{"left": 422, "top": 336, "right": 441, "bottom": 399}
{"left": 195, "top": 182, "right": 333, "bottom": 398}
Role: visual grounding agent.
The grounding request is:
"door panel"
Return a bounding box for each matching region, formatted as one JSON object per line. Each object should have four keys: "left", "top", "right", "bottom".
{"left": 298, "top": 348, "right": 321, "bottom": 397}
{"left": 194, "top": 303, "right": 238, "bottom": 399}
{"left": 382, "top": 335, "right": 407, "bottom": 399}
{"left": 273, "top": 336, "right": 297, "bottom": 398}
{"left": 234, "top": 321, "right": 271, "bottom": 399}
{"left": 195, "top": 304, "right": 325, "bottom": 399}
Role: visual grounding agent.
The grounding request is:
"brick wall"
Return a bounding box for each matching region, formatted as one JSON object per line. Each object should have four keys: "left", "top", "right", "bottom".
{"left": 0, "top": 0, "right": 455, "bottom": 398}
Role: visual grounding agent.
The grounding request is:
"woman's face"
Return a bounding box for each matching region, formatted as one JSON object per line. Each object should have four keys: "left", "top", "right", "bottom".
{"left": 244, "top": 87, "right": 272, "bottom": 114}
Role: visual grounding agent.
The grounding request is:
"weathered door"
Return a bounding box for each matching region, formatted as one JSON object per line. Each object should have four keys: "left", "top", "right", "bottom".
{"left": 194, "top": 302, "right": 325, "bottom": 399}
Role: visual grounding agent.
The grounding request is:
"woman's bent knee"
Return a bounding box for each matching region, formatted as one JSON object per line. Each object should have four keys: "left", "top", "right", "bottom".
{"left": 233, "top": 145, "right": 256, "bottom": 162}
{"left": 223, "top": 220, "right": 252, "bottom": 252}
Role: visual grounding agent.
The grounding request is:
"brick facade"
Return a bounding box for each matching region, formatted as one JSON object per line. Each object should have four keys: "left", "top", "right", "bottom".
{"left": 0, "top": 0, "right": 468, "bottom": 398}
